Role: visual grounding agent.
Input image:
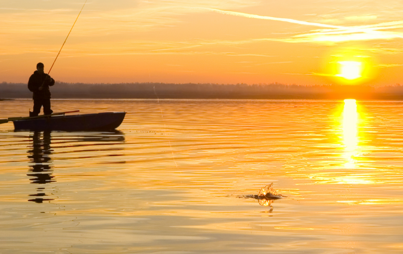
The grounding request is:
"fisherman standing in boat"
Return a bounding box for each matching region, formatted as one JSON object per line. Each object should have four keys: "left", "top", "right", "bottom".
{"left": 28, "top": 62, "right": 55, "bottom": 117}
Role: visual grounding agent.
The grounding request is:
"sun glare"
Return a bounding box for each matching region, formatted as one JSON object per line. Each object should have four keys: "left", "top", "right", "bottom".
{"left": 337, "top": 61, "right": 362, "bottom": 80}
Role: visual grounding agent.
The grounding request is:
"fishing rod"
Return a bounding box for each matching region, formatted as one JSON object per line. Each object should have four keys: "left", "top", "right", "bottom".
{"left": 37, "top": 0, "right": 87, "bottom": 104}
{"left": 48, "top": 0, "right": 88, "bottom": 75}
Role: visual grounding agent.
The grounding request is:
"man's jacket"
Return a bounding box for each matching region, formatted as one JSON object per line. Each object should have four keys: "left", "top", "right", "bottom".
{"left": 28, "top": 71, "right": 55, "bottom": 99}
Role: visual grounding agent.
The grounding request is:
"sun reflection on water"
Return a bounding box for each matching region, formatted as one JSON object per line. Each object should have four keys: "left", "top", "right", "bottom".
{"left": 337, "top": 99, "right": 375, "bottom": 185}
{"left": 342, "top": 99, "right": 359, "bottom": 169}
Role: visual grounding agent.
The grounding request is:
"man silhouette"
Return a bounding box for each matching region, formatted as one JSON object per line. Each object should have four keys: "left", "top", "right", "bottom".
{"left": 28, "top": 62, "right": 55, "bottom": 117}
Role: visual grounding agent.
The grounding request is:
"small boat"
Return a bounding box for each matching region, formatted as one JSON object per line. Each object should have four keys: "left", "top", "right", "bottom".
{"left": 12, "top": 112, "right": 126, "bottom": 131}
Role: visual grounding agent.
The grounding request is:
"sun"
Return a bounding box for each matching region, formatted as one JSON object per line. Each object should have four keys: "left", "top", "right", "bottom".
{"left": 337, "top": 61, "right": 362, "bottom": 80}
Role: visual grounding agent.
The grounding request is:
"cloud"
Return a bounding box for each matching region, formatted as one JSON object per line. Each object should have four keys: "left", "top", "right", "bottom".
{"left": 311, "top": 72, "right": 335, "bottom": 77}
{"left": 4, "top": 0, "right": 403, "bottom": 57}
{"left": 207, "top": 8, "right": 403, "bottom": 44}
{"left": 91, "top": 0, "right": 261, "bottom": 33}
{"left": 0, "top": 0, "right": 261, "bottom": 38}
{"left": 208, "top": 8, "right": 344, "bottom": 29}
{"left": 345, "top": 15, "right": 378, "bottom": 22}
{"left": 378, "top": 64, "right": 403, "bottom": 68}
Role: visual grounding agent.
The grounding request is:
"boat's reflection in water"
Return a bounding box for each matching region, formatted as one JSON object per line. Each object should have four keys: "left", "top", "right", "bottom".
{"left": 26, "top": 130, "right": 125, "bottom": 203}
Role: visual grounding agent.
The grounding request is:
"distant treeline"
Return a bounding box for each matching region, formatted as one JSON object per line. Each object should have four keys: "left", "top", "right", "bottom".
{"left": 2, "top": 82, "right": 403, "bottom": 99}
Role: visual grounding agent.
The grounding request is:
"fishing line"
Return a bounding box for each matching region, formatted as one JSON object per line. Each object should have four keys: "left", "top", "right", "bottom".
{"left": 153, "top": 85, "right": 178, "bottom": 168}
{"left": 48, "top": 0, "right": 88, "bottom": 75}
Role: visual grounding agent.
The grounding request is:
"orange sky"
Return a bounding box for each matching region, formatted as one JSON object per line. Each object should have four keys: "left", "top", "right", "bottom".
{"left": 2, "top": 0, "right": 403, "bottom": 85}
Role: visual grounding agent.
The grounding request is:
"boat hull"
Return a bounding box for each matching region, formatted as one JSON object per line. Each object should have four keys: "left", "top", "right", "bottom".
{"left": 13, "top": 112, "right": 126, "bottom": 131}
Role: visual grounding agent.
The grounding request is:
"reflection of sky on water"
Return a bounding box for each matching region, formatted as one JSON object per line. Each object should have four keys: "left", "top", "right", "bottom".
{"left": 1, "top": 100, "right": 403, "bottom": 253}
{"left": 25, "top": 131, "right": 126, "bottom": 204}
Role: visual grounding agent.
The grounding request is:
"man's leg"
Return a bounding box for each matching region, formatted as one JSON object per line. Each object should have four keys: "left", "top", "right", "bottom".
{"left": 31, "top": 99, "right": 42, "bottom": 117}
{"left": 43, "top": 98, "right": 53, "bottom": 115}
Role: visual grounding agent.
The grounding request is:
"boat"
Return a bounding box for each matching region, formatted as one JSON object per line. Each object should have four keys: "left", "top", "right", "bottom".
{"left": 12, "top": 112, "right": 126, "bottom": 131}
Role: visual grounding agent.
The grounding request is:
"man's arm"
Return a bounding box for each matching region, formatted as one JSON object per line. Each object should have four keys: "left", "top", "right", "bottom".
{"left": 45, "top": 75, "right": 55, "bottom": 87}
{"left": 37, "top": 75, "right": 55, "bottom": 91}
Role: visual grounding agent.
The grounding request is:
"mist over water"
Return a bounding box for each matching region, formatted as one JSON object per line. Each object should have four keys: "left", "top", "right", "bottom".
{"left": 4, "top": 82, "right": 403, "bottom": 99}
{"left": 1, "top": 99, "right": 403, "bottom": 253}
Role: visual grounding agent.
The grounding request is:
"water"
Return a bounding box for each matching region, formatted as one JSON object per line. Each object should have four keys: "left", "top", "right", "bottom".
{"left": 1, "top": 99, "right": 403, "bottom": 253}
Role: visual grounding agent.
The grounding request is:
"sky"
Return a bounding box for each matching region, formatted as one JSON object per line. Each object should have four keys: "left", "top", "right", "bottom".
{"left": 2, "top": 0, "right": 403, "bottom": 85}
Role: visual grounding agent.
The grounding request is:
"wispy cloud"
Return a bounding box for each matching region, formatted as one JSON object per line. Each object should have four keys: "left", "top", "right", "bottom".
{"left": 90, "top": 0, "right": 261, "bottom": 33}
{"left": 208, "top": 8, "right": 345, "bottom": 29}
{"left": 5, "top": 1, "right": 403, "bottom": 49}
{"left": 0, "top": 0, "right": 261, "bottom": 38}
{"left": 378, "top": 63, "right": 403, "bottom": 68}
{"left": 345, "top": 15, "right": 378, "bottom": 22}
{"left": 207, "top": 8, "right": 403, "bottom": 44}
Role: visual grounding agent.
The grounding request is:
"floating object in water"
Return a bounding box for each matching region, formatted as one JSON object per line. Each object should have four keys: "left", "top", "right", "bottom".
{"left": 237, "top": 183, "right": 285, "bottom": 207}
{"left": 257, "top": 183, "right": 284, "bottom": 207}
{"left": 11, "top": 112, "right": 126, "bottom": 131}
{"left": 258, "top": 183, "right": 283, "bottom": 200}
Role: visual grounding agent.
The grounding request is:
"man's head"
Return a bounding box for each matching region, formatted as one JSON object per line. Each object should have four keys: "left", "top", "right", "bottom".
{"left": 36, "top": 62, "right": 44, "bottom": 73}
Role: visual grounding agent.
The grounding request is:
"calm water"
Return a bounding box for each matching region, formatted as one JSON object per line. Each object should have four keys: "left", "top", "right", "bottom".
{"left": 1, "top": 99, "right": 403, "bottom": 253}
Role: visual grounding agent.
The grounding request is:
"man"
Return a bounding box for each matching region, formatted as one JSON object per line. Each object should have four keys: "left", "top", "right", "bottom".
{"left": 28, "top": 62, "right": 55, "bottom": 117}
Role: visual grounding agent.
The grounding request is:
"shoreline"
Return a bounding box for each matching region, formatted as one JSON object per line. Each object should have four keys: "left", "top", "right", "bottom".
{"left": 3, "top": 82, "right": 403, "bottom": 100}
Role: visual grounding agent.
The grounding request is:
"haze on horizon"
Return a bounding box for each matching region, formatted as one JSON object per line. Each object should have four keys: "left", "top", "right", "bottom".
{"left": 2, "top": 0, "right": 403, "bottom": 86}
